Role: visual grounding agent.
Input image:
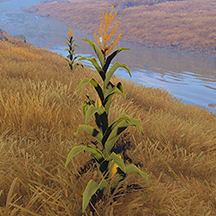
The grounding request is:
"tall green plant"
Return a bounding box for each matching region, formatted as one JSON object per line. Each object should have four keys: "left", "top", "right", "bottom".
{"left": 65, "top": 5, "right": 149, "bottom": 213}
{"left": 64, "top": 27, "right": 83, "bottom": 71}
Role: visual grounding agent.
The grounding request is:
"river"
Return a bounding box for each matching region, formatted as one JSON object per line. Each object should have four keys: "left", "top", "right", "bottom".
{"left": 0, "top": 0, "right": 216, "bottom": 114}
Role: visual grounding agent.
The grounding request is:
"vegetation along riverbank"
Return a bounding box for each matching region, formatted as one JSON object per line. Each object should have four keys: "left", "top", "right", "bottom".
{"left": 23, "top": 0, "right": 216, "bottom": 55}
{"left": 1, "top": 9, "right": 216, "bottom": 213}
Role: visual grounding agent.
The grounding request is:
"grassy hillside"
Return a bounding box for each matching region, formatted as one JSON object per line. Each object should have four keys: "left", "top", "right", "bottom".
{"left": 30, "top": 0, "right": 216, "bottom": 55}
{"left": 0, "top": 36, "right": 216, "bottom": 215}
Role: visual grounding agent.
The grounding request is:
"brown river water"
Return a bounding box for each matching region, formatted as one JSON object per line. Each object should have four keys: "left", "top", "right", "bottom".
{"left": 0, "top": 0, "right": 216, "bottom": 114}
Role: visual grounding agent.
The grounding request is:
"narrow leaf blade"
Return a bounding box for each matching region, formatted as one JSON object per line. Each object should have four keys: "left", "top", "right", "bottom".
{"left": 85, "top": 145, "right": 104, "bottom": 163}
{"left": 104, "top": 121, "right": 131, "bottom": 156}
{"left": 65, "top": 145, "right": 85, "bottom": 167}
{"left": 81, "top": 39, "right": 105, "bottom": 68}
{"left": 103, "top": 48, "right": 129, "bottom": 73}
{"left": 76, "top": 125, "right": 103, "bottom": 142}
{"left": 109, "top": 152, "right": 126, "bottom": 173}
{"left": 79, "top": 56, "right": 105, "bottom": 80}
{"left": 126, "top": 164, "right": 149, "bottom": 186}
{"left": 78, "top": 78, "right": 91, "bottom": 93}
{"left": 102, "top": 113, "right": 143, "bottom": 147}
{"left": 98, "top": 179, "right": 108, "bottom": 190}
{"left": 82, "top": 180, "right": 99, "bottom": 213}
{"left": 104, "top": 62, "right": 131, "bottom": 89}
{"left": 85, "top": 105, "right": 98, "bottom": 125}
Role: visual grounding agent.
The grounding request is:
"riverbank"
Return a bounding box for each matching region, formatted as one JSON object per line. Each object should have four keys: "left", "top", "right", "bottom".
{"left": 23, "top": 0, "right": 216, "bottom": 56}
{"left": 1, "top": 0, "right": 215, "bottom": 113}
{"left": 1, "top": 34, "right": 216, "bottom": 215}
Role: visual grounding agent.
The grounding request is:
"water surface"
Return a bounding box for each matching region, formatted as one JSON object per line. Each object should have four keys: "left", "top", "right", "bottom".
{"left": 0, "top": 0, "right": 215, "bottom": 114}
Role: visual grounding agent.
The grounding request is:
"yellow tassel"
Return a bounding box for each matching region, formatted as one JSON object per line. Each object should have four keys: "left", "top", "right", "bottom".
{"left": 94, "top": 5, "right": 121, "bottom": 58}
{"left": 94, "top": 33, "right": 104, "bottom": 51}
{"left": 106, "top": 20, "right": 119, "bottom": 44}
{"left": 106, "top": 33, "right": 121, "bottom": 56}
{"left": 99, "top": 20, "right": 103, "bottom": 38}
{"left": 67, "top": 27, "right": 74, "bottom": 38}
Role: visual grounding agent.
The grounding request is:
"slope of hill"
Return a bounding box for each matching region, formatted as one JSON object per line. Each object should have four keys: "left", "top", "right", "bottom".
{"left": 26, "top": 0, "right": 216, "bottom": 55}
{"left": 0, "top": 29, "right": 26, "bottom": 43}
{"left": 0, "top": 31, "right": 216, "bottom": 215}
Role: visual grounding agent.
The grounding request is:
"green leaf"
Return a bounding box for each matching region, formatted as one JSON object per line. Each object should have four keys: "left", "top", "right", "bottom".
{"left": 102, "top": 114, "right": 144, "bottom": 152}
{"left": 102, "top": 82, "right": 115, "bottom": 112}
{"left": 82, "top": 180, "right": 98, "bottom": 213}
{"left": 85, "top": 94, "right": 95, "bottom": 106}
{"left": 103, "top": 121, "right": 131, "bottom": 156}
{"left": 82, "top": 101, "right": 88, "bottom": 115}
{"left": 65, "top": 144, "right": 105, "bottom": 168}
{"left": 126, "top": 164, "right": 149, "bottom": 187}
{"left": 65, "top": 145, "right": 85, "bottom": 167}
{"left": 104, "top": 82, "right": 124, "bottom": 99}
{"left": 89, "top": 78, "right": 104, "bottom": 102}
{"left": 73, "top": 55, "right": 82, "bottom": 60}
{"left": 108, "top": 152, "right": 126, "bottom": 173}
{"left": 76, "top": 125, "right": 103, "bottom": 143}
{"left": 99, "top": 179, "right": 108, "bottom": 190}
{"left": 84, "top": 145, "right": 105, "bottom": 163}
{"left": 77, "top": 78, "right": 90, "bottom": 93}
{"left": 64, "top": 58, "right": 70, "bottom": 63}
{"left": 86, "top": 78, "right": 104, "bottom": 102}
{"left": 103, "top": 62, "right": 131, "bottom": 90}
{"left": 85, "top": 105, "right": 97, "bottom": 124}
{"left": 79, "top": 57, "right": 105, "bottom": 80}
{"left": 78, "top": 78, "right": 104, "bottom": 100}
{"left": 95, "top": 112, "right": 108, "bottom": 135}
{"left": 116, "top": 82, "right": 124, "bottom": 94}
{"left": 104, "top": 84, "right": 125, "bottom": 113}
{"left": 64, "top": 48, "right": 70, "bottom": 52}
{"left": 85, "top": 105, "right": 105, "bottom": 125}
{"left": 103, "top": 48, "right": 129, "bottom": 73}
{"left": 103, "top": 82, "right": 114, "bottom": 99}
{"left": 81, "top": 39, "right": 105, "bottom": 68}
{"left": 82, "top": 179, "right": 108, "bottom": 213}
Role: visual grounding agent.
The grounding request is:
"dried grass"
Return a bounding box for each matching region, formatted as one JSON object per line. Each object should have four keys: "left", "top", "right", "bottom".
{"left": 0, "top": 39, "right": 216, "bottom": 215}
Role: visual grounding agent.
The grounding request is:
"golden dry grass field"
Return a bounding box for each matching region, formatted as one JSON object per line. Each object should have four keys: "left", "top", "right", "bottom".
{"left": 31, "top": 0, "right": 216, "bottom": 55}
{"left": 0, "top": 35, "right": 216, "bottom": 215}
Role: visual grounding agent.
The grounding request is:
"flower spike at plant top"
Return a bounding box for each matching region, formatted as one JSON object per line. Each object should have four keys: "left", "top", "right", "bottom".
{"left": 67, "top": 27, "right": 74, "bottom": 38}
{"left": 65, "top": 6, "right": 149, "bottom": 214}
{"left": 64, "top": 27, "right": 83, "bottom": 71}
{"left": 94, "top": 5, "right": 122, "bottom": 60}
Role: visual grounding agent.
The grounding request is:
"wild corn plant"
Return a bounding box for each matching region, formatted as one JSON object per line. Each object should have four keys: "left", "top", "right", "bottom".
{"left": 64, "top": 27, "right": 83, "bottom": 71}
{"left": 65, "top": 5, "right": 149, "bottom": 213}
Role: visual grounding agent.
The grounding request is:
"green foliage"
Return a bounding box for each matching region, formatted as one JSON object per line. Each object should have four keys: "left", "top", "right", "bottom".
{"left": 65, "top": 6, "right": 149, "bottom": 213}
{"left": 64, "top": 27, "right": 83, "bottom": 71}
